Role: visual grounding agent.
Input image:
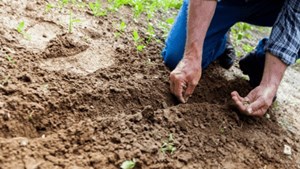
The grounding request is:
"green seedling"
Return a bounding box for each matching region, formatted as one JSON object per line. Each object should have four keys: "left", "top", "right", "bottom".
{"left": 45, "top": 3, "right": 55, "bottom": 12}
{"left": 132, "top": 30, "right": 145, "bottom": 52}
{"left": 114, "top": 21, "right": 127, "bottom": 38}
{"left": 120, "top": 21, "right": 126, "bottom": 32}
{"left": 68, "top": 12, "right": 81, "bottom": 33}
{"left": 158, "top": 17, "right": 175, "bottom": 39}
{"left": 17, "top": 21, "right": 25, "bottom": 33}
{"left": 120, "top": 159, "right": 136, "bottom": 169}
{"left": 161, "top": 134, "right": 176, "bottom": 154}
{"left": 16, "top": 21, "right": 31, "bottom": 40}
{"left": 242, "top": 44, "right": 254, "bottom": 53}
{"left": 146, "top": 23, "right": 155, "bottom": 42}
{"left": 133, "top": 1, "right": 144, "bottom": 18}
{"left": 296, "top": 59, "right": 300, "bottom": 64}
{"left": 58, "top": 0, "right": 70, "bottom": 9}
{"left": 6, "top": 55, "right": 15, "bottom": 64}
{"left": 89, "top": 0, "right": 107, "bottom": 16}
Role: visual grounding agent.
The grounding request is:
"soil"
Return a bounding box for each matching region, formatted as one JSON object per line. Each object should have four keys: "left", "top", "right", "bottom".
{"left": 0, "top": 1, "right": 300, "bottom": 169}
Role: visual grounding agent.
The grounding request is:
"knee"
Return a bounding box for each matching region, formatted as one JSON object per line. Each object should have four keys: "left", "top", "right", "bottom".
{"left": 183, "top": 0, "right": 189, "bottom": 5}
{"left": 161, "top": 46, "right": 182, "bottom": 70}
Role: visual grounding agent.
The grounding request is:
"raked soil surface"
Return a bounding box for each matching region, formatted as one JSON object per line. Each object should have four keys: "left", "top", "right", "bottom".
{"left": 0, "top": 1, "right": 299, "bottom": 169}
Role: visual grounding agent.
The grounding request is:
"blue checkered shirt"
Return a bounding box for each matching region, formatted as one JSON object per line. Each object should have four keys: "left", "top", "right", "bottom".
{"left": 265, "top": 0, "right": 300, "bottom": 65}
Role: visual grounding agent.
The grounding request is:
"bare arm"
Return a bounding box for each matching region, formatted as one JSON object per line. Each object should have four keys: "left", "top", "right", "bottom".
{"left": 185, "top": 0, "right": 217, "bottom": 62}
{"left": 170, "top": 0, "right": 217, "bottom": 103}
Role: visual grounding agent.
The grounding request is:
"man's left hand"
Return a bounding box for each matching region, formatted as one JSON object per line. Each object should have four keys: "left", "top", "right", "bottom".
{"left": 231, "top": 84, "right": 277, "bottom": 116}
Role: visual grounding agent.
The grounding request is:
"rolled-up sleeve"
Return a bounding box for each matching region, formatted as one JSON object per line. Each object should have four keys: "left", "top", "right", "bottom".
{"left": 265, "top": 0, "right": 300, "bottom": 65}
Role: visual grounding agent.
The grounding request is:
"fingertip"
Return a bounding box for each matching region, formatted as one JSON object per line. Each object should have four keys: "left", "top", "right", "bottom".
{"left": 232, "top": 96, "right": 238, "bottom": 102}
{"left": 231, "top": 91, "right": 238, "bottom": 96}
{"left": 246, "top": 107, "right": 253, "bottom": 114}
{"left": 180, "top": 97, "right": 186, "bottom": 103}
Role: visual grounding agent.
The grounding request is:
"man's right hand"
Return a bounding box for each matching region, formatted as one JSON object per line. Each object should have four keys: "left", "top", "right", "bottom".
{"left": 169, "top": 57, "right": 202, "bottom": 103}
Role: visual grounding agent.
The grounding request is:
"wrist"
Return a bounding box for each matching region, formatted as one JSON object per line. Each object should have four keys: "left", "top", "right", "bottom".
{"left": 260, "top": 53, "right": 287, "bottom": 90}
{"left": 184, "top": 47, "right": 202, "bottom": 62}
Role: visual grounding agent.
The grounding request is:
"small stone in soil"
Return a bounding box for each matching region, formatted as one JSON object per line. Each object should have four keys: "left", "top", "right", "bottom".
{"left": 283, "top": 144, "right": 292, "bottom": 155}
{"left": 3, "top": 112, "right": 10, "bottom": 121}
{"left": 20, "top": 139, "right": 29, "bottom": 147}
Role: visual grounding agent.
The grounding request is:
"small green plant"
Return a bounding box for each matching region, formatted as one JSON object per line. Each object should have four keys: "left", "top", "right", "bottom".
{"left": 45, "top": 3, "right": 55, "bottom": 12}
{"left": 146, "top": 23, "right": 155, "bottom": 42}
{"left": 161, "top": 134, "right": 176, "bottom": 154}
{"left": 16, "top": 21, "right": 31, "bottom": 40}
{"left": 119, "top": 21, "right": 127, "bottom": 32}
{"left": 296, "top": 59, "right": 300, "bottom": 64}
{"left": 120, "top": 159, "right": 136, "bottom": 169}
{"left": 17, "top": 21, "right": 25, "bottom": 33}
{"left": 58, "top": 0, "right": 70, "bottom": 9}
{"left": 158, "top": 17, "right": 175, "bottom": 39}
{"left": 68, "top": 12, "right": 81, "bottom": 33}
{"left": 89, "top": 0, "right": 107, "bottom": 16}
{"left": 6, "top": 55, "right": 15, "bottom": 64}
{"left": 242, "top": 43, "right": 254, "bottom": 53}
{"left": 132, "top": 30, "right": 145, "bottom": 52}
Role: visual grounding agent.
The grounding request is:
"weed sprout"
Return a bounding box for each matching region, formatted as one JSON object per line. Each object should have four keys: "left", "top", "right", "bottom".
{"left": 161, "top": 134, "right": 176, "bottom": 154}
{"left": 121, "top": 159, "right": 136, "bottom": 169}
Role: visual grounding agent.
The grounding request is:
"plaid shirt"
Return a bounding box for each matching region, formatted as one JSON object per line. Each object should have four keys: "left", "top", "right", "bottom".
{"left": 265, "top": 0, "right": 300, "bottom": 65}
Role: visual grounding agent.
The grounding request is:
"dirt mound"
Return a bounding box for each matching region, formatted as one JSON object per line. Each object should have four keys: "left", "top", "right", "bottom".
{"left": 0, "top": 1, "right": 299, "bottom": 169}
{"left": 43, "top": 34, "right": 89, "bottom": 59}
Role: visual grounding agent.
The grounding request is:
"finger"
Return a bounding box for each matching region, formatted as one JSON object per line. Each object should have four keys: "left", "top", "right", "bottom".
{"left": 247, "top": 98, "right": 265, "bottom": 114}
{"left": 231, "top": 96, "right": 248, "bottom": 114}
{"left": 170, "top": 80, "right": 174, "bottom": 95}
{"left": 251, "top": 107, "right": 267, "bottom": 117}
{"left": 231, "top": 91, "right": 249, "bottom": 115}
{"left": 231, "top": 91, "right": 245, "bottom": 102}
{"left": 173, "top": 80, "right": 185, "bottom": 103}
{"left": 184, "top": 83, "right": 197, "bottom": 101}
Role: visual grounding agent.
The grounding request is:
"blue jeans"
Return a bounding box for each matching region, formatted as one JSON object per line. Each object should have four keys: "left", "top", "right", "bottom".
{"left": 162, "top": 0, "right": 285, "bottom": 70}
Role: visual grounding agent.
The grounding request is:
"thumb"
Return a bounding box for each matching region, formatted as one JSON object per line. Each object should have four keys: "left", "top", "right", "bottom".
{"left": 184, "top": 83, "right": 197, "bottom": 102}
{"left": 247, "top": 97, "right": 265, "bottom": 115}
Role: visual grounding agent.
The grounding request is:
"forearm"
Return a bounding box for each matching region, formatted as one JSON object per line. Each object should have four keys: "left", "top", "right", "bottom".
{"left": 260, "top": 52, "right": 287, "bottom": 89}
{"left": 184, "top": 0, "right": 217, "bottom": 63}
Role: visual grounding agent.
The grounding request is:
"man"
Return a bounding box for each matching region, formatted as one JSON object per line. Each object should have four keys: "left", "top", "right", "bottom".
{"left": 162, "top": 0, "right": 299, "bottom": 116}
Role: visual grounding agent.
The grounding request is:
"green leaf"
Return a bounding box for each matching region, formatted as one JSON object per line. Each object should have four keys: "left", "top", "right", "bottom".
{"left": 133, "top": 30, "right": 139, "bottom": 42}
{"left": 237, "top": 33, "right": 243, "bottom": 40}
{"left": 17, "top": 21, "right": 25, "bottom": 33}
{"left": 120, "top": 160, "right": 136, "bottom": 169}
{"left": 120, "top": 21, "right": 126, "bottom": 32}
{"left": 166, "top": 17, "right": 174, "bottom": 24}
{"left": 137, "top": 45, "right": 145, "bottom": 51}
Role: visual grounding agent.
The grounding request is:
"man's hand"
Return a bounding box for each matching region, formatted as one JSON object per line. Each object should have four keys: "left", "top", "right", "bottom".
{"left": 170, "top": 57, "right": 202, "bottom": 103}
{"left": 168, "top": 0, "right": 217, "bottom": 103}
{"left": 232, "top": 52, "right": 287, "bottom": 116}
{"left": 231, "top": 84, "right": 277, "bottom": 116}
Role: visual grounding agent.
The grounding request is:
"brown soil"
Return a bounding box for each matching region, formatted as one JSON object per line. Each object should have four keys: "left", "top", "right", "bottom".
{"left": 0, "top": 1, "right": 299, "bottom": 169}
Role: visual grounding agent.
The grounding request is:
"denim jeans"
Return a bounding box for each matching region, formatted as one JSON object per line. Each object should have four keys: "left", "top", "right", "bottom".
{"left": 161, "top": 0, "right": 285, "bottom": 70}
